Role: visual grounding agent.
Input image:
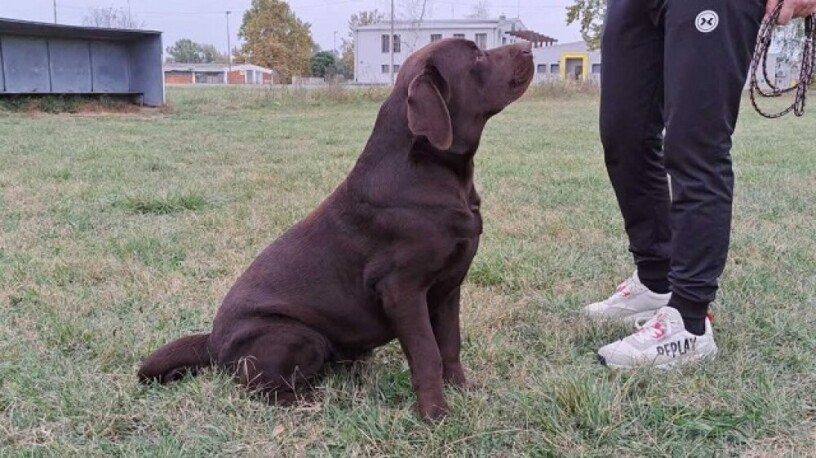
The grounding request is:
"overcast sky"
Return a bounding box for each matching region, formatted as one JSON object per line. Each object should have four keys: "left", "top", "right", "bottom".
{"left": 0, "top": 0, "right": 582, "bottom": 54}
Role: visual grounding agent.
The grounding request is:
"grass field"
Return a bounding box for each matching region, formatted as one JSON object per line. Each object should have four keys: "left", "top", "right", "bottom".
{"left": 1, "top": 86, "right": 815, "bottom": 457}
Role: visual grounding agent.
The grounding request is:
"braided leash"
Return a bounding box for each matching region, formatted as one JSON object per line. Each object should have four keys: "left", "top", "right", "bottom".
{"left": 749, "top": 2, "right": 816, "bottom": 118}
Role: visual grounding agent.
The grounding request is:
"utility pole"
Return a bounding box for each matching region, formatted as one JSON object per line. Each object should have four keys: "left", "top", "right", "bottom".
{"left": 333, "top": 31, "right": 338, "bottom": 56}
{"left": 226, "top": 11, "right": 232, "bottom": 73}
{"left": 390, "top": 0, "right": 395, "bottom": 85}
{"left": 53, "top": 0, "right": 57, "bottom": 24}
{"left": 127, "top": 0, "right": 132, "bottom": 26}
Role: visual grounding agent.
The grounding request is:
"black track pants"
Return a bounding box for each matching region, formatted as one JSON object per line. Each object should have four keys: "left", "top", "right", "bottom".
{"left": 600, "top": 0, "right": 765, "bottom": 319}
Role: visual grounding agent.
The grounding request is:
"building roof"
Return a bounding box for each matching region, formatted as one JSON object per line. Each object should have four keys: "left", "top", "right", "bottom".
{"left": 355, "top": 17, "right": 527, "bottom": 32}
{"left": 163, "top": 63, "right": 276, "bottom": 73}
{"left": 233, "top": 64, "right": 276, "bottom": 73}
{"left": 164, "top": 63, "right": 229, "bottom": 72}
{"left": 533, "top": 41, "right": 596, "bottom": 53}
{"left": 507, "top": 30, "right": 558, "bottom": 46}
{"left": 0, "top": 17, "right": 161, "bottom": 41}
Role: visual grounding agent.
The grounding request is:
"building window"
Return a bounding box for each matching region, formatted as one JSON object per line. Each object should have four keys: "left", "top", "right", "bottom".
{"left": 393, "top": 34, "right": 401, "bottom": 53}
{"left": 503, "top": 37, "right": 507, "bottom": 45}
{"left": 475, "top": 33, "right": 488, "bottom": 49}
{"left": 382, "top": 64, "right": 390, "bottom": 74}
{"left": 394, "top": 64, "right": 400, "bottom": 73}
{"left": 592, "top": 63, "right": 602, "bottom": 74}
{"left": 453, "top": 33, "right": 465, "bottom": 39}
{"left": 381, "top": 35, "right": 390, "bottom": 53}
{"left": 537, "top": 64, "right": 547, "bottom": 74}
{"left": 550, "top": 63, "right": 560, "bottom": 74}
{"left": 431, "top": 34, "right": 442, "bottom": 42}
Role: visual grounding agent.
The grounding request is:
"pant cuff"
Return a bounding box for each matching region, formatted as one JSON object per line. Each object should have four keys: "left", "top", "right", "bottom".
{"left": 637, "top": 260, "right": 670, "bottom": 293}
{"left": 668, "top": 293, "right": 710, "bottom": 320}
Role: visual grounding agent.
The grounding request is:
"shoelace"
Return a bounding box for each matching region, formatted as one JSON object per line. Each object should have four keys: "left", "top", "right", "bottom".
{"left": 611, "top": 276, "right": 639, "bottom": 300}
{"left": 632, "top": 314, "right": 670, "bottom": 343}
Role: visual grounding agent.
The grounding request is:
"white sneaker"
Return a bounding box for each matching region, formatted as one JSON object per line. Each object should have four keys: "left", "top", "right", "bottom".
{"left": 597, "top": 306, "right": 718, "bottom": 370}
{"left": 583, "top": 271, "right": 670, "bottom": 323}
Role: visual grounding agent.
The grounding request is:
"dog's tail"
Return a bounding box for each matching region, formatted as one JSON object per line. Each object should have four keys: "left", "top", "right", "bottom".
{"left": 137, "top": 333, "right": 213, "bottom": 384}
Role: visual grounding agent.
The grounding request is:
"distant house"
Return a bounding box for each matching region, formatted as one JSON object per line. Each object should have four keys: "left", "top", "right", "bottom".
{"left": 163, "top": 63, "right": 277, "bottom": 85}
{"left": 533, "top": 41, "right": 602, "bottom": 83}
{"left": 352, "top": 17, "right": 557, "bottom": 85}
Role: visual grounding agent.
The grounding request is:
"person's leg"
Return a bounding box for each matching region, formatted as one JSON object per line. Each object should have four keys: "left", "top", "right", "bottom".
{"left": 583, "top": 0, "right": 673, "bottom": 323}
{"left": 600, "top": 0, "right": 671, "bottom": 294}
{"left": 663, "top": 0, "right": 765, "bottom": 335}
{"left": 596, "top": 0, "right": 767, "bottom": 370}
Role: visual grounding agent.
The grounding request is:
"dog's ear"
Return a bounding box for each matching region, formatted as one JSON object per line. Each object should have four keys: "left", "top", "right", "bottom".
{"left": 407, "top": 65, "right": 452, "bottom": 151}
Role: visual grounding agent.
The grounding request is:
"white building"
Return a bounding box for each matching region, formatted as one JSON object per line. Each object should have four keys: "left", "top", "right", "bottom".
{"left": 353, "top": 17, "right": 557, "bottom": 85}
{"left": 354, "top": 18, "right": 799, "bottom": 89}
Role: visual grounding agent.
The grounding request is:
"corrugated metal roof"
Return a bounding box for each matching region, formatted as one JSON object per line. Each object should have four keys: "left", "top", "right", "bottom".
{"left": 0, "top": 17, "right": 161, "bottom": 41}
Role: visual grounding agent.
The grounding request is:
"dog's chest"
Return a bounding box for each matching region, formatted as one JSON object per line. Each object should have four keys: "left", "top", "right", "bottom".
{"left": 434, "top": 206, "right": 482, "bottom": 284}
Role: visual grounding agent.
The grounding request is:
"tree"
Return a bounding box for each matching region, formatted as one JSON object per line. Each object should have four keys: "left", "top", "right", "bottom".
{"left": 166, "top": 39, "right": 203, "bottom": 64}
{"left": 82, "top": 7, "right": 145, "bottom": 29}
{"left": 467, "top": 0, "right": 491, "bottom": 19}
{"left": 340, "top": 9, "right": 387, "bottom": 80}
{"left": 165, "top": 40, "right": 228, "bottom": 64}
{"left": 200, "top": 44, "right": 229, "bottom": 64}
{"left": 399, "top": 0, "right": 433, "bottom": 60}
{"left": 566, "top": 0, "right": 605, "bottom": 51}
{"left": 311, "top": 51, "right": 338, "bottom": 78}
{"left": 400, "top": 0, "right": 433, "bottom": 22}
{"left": 235, "top": 0, "right": 314, "bottom": 82}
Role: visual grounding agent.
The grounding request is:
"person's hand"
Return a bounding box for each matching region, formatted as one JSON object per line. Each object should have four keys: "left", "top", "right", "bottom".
{"left": 765, "top": 0, "right": 816, "bottom": 25}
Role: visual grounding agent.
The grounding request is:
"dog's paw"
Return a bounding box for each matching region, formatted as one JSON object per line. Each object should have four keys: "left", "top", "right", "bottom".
{"left": 443, "top": 364, "right": 468, "bottom": 389}
{"left": 419, "top": 401, "right": 450, "bottom": 422}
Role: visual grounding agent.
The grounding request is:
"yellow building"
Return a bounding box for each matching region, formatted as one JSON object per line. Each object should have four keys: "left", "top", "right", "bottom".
{"left": 532, "top": 41, "right": 602, "bottom": 83}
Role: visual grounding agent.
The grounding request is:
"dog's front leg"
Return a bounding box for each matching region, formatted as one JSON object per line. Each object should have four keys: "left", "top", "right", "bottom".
{"left": 381, "top": 282, "right": 448, "bottom": 421}
{"left": 432, "top": 288, "right": 467, "bottom": 388}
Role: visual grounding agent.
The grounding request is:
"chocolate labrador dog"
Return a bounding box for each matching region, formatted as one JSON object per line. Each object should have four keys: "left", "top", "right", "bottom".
{"left": 138, "top": 38, "right": 534, "bottom": 420}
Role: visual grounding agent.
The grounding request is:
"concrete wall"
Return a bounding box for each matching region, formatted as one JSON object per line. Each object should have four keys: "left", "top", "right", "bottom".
{"left": 228, "top": 70, "right": 245, "bottom": 85}
{"left": 127, "top": 34, "right": 164, "bottom": 105}
{"left": 165, "top": 72, "right": 193, "bottom": 84}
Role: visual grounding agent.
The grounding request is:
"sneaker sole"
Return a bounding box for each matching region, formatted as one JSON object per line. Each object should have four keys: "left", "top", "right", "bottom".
{"left": 597, "top": 347, "right": 719, "bottom": 371}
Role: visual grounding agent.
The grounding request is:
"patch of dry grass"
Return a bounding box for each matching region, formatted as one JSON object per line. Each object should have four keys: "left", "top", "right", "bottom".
{"left": 1, "top": 86, "right": 815, "bottom": 456}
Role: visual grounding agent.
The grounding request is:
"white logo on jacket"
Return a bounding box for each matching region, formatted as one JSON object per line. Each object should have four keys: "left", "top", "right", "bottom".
{"left": 696, "top": 10, "right": 719, "bottom": 33}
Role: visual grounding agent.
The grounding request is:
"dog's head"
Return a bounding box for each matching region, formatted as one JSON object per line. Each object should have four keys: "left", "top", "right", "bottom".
{"left": 397, "top": 38, "right": 534, "bottom": 153}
